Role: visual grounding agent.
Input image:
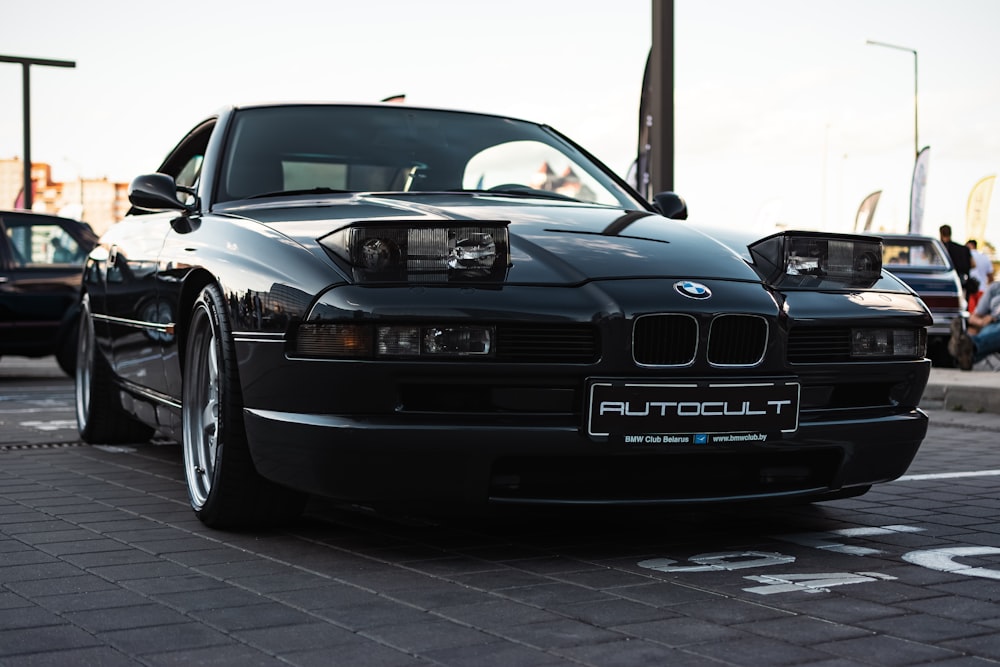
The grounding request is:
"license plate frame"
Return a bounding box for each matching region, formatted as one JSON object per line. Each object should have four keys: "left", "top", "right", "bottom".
{"left": 587, "top": 380, "right": 800, "bottom": 441}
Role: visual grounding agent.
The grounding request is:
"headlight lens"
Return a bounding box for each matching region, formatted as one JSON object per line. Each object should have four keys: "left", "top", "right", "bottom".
{"left": 296, "top": 323, "right": 495, "bottom": 358}
{"left": 749, "top": 232, "right": 882, "bottom": 289}
{"left": 320, "top": 223, "right": 509, "bottom": 283}
{"left": 851, "top": 328, "right": 926, "bottom": 358}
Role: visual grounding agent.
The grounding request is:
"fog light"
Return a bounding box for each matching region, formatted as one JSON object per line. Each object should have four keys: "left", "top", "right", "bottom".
{"left": 377, "top": 326, "right": 421, "bottom": 356}
{"left": 422, "top": 326, "right": 493, "bottom": 356}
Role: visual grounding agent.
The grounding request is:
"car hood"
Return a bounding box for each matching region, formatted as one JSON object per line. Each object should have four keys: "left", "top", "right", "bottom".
{"left": 220, "top": 194, "right": 762, "bottom": 284}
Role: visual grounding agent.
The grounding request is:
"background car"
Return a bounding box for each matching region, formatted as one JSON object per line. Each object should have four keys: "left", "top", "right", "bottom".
{"left": 876, "top": 233, "right": 966, "bottom": 367}
{"left": 76, "top": 102, "right": 932, "bottom": 528}
{"left": 1, "top": 210, "right": 97, "bottom": 375}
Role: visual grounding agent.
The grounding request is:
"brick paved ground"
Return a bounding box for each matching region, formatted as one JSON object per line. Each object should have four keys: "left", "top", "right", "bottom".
{"left": 3, "top": 357, "right": 1000, "bottom": 665}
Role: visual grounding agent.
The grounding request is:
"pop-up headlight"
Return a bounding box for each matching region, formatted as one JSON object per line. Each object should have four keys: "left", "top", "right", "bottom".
{"left": 749, "top": 231, "right": 882, "bottom": 289}
{"left": 320, "top": 222, "right": 510, "bottom": 283}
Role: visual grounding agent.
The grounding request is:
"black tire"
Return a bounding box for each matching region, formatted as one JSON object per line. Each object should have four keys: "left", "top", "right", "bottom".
{"left": 55, "top": 316, "right": 79, "bottom": 377}
{"left": 182, "top": 283, "right": 306, "bottom": 529}
{"left": 75, "top": 295, "right": 155, "bottom": 444}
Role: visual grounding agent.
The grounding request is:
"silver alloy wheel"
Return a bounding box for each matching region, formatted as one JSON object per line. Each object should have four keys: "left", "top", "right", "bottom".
{"left": 74, "top": 299, "right": 94, "bottom": 430}
{"left": 183, "top": 305, "right": 221, "bottom": 510}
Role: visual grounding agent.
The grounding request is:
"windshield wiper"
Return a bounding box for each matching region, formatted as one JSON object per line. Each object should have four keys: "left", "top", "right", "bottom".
{"left": 247, "top": 187, "right": 351, "bottom": 199}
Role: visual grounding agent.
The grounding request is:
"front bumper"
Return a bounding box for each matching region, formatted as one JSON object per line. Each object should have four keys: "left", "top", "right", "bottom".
{"left": 243, "top": 405, "right": 927, "bottom": 509}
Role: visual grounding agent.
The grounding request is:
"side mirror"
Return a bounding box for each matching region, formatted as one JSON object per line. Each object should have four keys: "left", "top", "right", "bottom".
{"left": 129, "top": 173, "right": 197, "bottom": 213}
{"left": 652, "top": 191, "right": 688, "bottom": 220}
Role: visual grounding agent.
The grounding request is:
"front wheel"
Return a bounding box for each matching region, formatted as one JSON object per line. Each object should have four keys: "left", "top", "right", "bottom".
{"left": 182, "top": 283, "right": 305, "bottom": 529}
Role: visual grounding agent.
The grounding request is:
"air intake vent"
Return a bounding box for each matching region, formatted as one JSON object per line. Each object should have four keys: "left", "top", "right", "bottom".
{"left": 496, "top": 325, "right": 598, "bottom": 363}
{"left": 633, "top": 314, "right": 698, "bottom": 366}
{"left": 788, "top": 327, "right": 852, "bottom": 363}
{"left": 708, "top": 315, "right": 768, "bottom": 366}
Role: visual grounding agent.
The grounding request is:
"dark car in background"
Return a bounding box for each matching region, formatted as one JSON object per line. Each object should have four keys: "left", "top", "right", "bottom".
{"left": 1, "top": 210, "right": 97, "bottom": 375}
{"left": 76, "top": 102, "right": 932, "bottom": 528}
{"left": 877, "top": 234, "right": 966, "bottom": 366}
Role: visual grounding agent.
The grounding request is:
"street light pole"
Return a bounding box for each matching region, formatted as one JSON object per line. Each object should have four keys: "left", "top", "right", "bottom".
{"left": 865, "top": 40, "right": 918, "bottom": 159}
{"left": 0, "top": 54, "right": 76, "bottom": 210}
{"left": 650, "top": 0, "right": 675, "bottom": 194}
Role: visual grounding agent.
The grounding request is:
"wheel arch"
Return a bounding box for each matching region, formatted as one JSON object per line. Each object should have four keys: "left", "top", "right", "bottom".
{"left": 175, "top": 268, "right": 218, "bottom": 373}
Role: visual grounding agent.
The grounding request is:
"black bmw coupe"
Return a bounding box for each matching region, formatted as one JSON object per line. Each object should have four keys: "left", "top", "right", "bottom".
{"left": 75, "top": 103, "right": 932, "bottom": 527}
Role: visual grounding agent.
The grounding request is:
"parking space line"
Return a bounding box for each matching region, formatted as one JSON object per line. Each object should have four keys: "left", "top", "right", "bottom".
{"left": 898, "top": 470, "right": 1000, "bottom": 481}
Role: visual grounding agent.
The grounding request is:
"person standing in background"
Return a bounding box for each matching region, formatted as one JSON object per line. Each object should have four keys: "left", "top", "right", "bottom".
{"left": 940, "top": 225, "right": 975, "bottom": 299}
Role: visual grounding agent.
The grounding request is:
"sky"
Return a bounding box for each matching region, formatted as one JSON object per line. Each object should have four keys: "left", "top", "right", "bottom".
{"left": 2, "top": 0, "right": 999, "bottom": 248}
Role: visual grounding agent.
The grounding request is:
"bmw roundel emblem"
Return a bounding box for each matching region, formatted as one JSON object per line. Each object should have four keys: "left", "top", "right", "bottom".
{"left": 674, "top": 280, "right": 712, "bottom": 299}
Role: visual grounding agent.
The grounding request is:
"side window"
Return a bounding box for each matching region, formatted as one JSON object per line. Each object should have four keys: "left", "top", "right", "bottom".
{"left": 135, "top": 119, "right": 214, "bottom": 214}
{"left": 176, "top": 154, "right": 204, "bottom": 189}
{"left": 175, "top": 154, "right": 204, "bottom": 205}
{"left": 4, "top": 222, "right": 83, "bottom": 267}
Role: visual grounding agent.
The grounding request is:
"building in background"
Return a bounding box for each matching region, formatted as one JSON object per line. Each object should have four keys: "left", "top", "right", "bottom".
{"left": 1, "top": 157, "right": 129, "bottom": 236}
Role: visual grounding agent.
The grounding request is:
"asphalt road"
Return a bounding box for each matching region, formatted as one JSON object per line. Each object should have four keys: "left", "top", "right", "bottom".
{"left": 2, "top": 356, "right": 1000, "bottom": 666}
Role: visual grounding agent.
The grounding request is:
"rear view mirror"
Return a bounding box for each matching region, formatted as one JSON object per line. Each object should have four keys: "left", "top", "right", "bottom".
{"left": 652, "top": 191, "right": 688, "bottom": 219}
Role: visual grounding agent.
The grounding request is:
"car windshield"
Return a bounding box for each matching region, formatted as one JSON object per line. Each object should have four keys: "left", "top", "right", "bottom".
{"left": 216, "top": 105, "right": 639, "bottom": 208}
{"left": 883, "top": 239, "right": 950, "bottom": 268}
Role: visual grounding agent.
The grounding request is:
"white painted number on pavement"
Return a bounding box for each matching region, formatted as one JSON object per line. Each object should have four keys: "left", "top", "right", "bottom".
{"left": 742, "top": 571, "right": 897, "bottom": 595}
{"left": 638, "top": 551, "right": 795, "bottom": 573}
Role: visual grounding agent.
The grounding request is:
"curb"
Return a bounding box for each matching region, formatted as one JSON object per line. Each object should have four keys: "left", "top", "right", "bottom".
{"left": 925, "top": 368, "right": 1000, "bottom": 414}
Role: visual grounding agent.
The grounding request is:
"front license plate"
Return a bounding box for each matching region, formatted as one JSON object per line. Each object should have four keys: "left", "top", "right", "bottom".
{"left": 587, "top": 380, "right": 799, "bottom": 440}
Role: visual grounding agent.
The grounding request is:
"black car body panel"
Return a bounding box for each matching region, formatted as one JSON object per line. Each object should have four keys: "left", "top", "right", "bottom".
{"left": 1, "top": 210, "right": 97, "bottom": 371}
{"left": 78, "top": 103, "right": 932, "bottom": 523}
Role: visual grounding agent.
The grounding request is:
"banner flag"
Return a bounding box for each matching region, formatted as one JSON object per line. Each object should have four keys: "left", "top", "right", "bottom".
{"left": 854, "top": 190, "right": 882, "bottom": 232}
{"left": 631, "top": 50, "right": 653, "bottom": 200}
{"left": 909, "top": 147, "right": 930, "bottom": 234}
{"left": 13, "top": 181, "right": 35, "bottom": 209}
{"left": 965, "top": 174, "right": 995, "bottom": 243}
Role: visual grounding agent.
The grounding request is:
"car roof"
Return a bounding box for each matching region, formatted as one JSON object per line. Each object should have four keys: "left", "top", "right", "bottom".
{"left": 215, "top": 101, "right": 541, "bottom": 126}
{"left": 0, "top": 209, "right": 97, "bottom": 241}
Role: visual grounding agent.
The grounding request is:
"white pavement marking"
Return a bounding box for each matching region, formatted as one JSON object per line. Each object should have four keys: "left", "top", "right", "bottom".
{"left": 18, "top": 420, "right": 78, "bottom": 431}
{"left": 638, "top": 551, "right": 795, "bottom": 572}
{"left": 898, "top": 470, "right": 1000, "bottom": 481}
{"left": 743, "top": 571, "right": 897, "bottom": 595}
{"left": 902, "top": 547, "right": 1000, "bottom": 580}
{"left": 773, "top": 525, "right": 924, "bottom": 556}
